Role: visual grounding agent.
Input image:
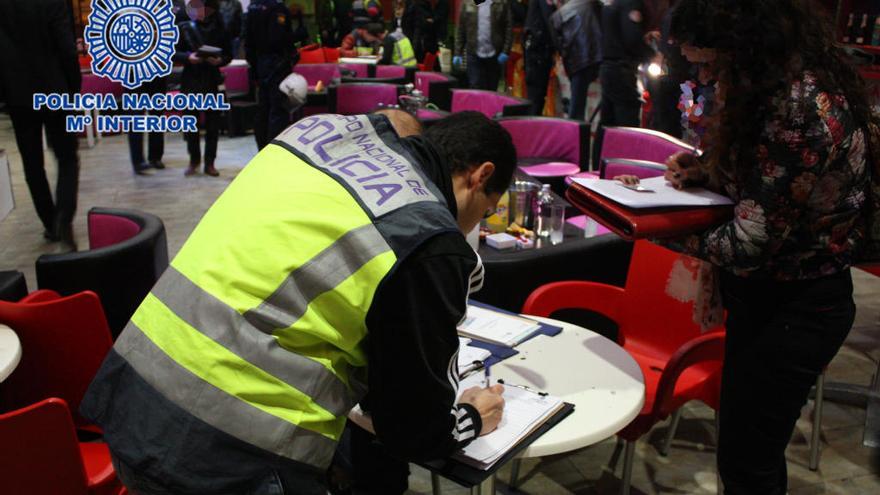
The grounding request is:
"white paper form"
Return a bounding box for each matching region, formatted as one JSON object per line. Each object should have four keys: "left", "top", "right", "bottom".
{"left": 454, "top": 383, "right": 563, "bottom": 469}
{"left": 572, "top": 176, "right": 733, "bottom": 209}
{"left": 457, "top": 305, "right": 541, "bottom": 347}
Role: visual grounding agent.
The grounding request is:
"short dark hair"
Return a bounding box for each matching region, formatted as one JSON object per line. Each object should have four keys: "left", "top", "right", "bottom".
{"left": 423, "top": 111, "right": 517, "bottom": 195}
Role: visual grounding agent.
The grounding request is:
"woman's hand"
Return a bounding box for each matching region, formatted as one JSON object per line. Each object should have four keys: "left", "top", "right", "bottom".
{"left": 664, "top": 151, "right": 704, "bottom": 190}
{"left": 614, "top": 175, "right": 641, "bottom": 186}
{"left": 187, "top": 52, "right": 202, "bottom": 65}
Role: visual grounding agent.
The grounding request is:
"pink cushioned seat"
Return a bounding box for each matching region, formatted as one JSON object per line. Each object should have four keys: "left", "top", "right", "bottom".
{"left": 599, "top": 127, "right": 697, "bottom": 166}
{"left": 294, "top": 64, "right": 342, "bottom": 89}
{"left": 329, "top": 83, "right": 401, "bottom": 115}
{"left": 450, "top": 89, "right": 532, "bottom": 118}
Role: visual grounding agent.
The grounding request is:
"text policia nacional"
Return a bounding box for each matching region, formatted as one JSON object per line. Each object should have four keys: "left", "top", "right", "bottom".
{"left": 33, "top": 92, "right": 231, "bottom": 134}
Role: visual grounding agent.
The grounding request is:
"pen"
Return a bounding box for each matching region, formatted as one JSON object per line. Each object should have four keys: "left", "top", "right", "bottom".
{"left": 483, "top": 361, "right": 491, "bottom": 388}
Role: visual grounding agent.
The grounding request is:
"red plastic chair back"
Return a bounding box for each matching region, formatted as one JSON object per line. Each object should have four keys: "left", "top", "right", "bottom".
{"left": 418, "top": 51, "right": 437, "bottom": 71}
{"left": 0, "top": 291, "right": 113, "bottom": 429}
{"left": 298, "top": 45, "right": 327, "bottom": 64}
{"left": 619, "top": 241, "right": 718, "bottom": 357}
{"left": 0, "top": 398, "right": 90, "bottom": 495}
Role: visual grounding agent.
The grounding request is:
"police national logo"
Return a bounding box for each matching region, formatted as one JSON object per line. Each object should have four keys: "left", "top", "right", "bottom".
{"left": 85, "top": 0, "right": 179, "bottom": 89}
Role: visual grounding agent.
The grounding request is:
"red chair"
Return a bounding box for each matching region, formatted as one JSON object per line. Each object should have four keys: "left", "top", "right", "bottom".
{"left": 418, "top": 51, "right": 437, "bottom": 72}
{"left": 522, "top": 240, "right": 725, "bottom": 495}
{"left": 297, "top": 44, "right": 326, "bottom": 64}
{"left": 0, "top": 290, "right": 113, "bottom": 432}
{"left": 0, "top": 398, "right": 124, "bottom": 495}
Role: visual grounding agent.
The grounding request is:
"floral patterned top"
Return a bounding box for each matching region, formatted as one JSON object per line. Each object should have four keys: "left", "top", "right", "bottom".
{"left": 664, "top": 72, "right": 870, "bottom": 281}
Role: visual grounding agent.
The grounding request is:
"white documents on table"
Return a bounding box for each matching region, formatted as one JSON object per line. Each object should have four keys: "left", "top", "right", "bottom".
{"left": 457, "top": 304, "right": 541, "bottom": 347}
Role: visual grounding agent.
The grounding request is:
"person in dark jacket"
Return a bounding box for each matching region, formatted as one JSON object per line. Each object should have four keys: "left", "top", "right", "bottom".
{"left": 549, "top": 0, "right": 602, "bottom": 120}
{"left": 402, "top": 0, "right": 438, "bottom": 63}
{"left": 523, "top": 0, "right": 556, "bottom": 115}
{"left": 433, "top": 0, "right": 450, "bottom": 46}
{"left": 175, "top": 0, "right": 233, "bottom": 177}
{"left": 245, "top": 0, "right": 297, "bottom": 150}
{"left": 454, "top": 0, "right": 514, "bottom": 91}
{"left": 218, "top": 0, "right": 244, "bottom": 56}
{"left": 0, "top": 0, "right": 80, "bottom": 251}
{"left": 316, "top": 0, "right": 338, "bottom": 46}
{"left": 593, "top": 0, "right": 651, "bottom": 167}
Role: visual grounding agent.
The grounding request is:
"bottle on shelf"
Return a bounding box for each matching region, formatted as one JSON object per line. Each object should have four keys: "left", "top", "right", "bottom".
{"left": 843, "top": 12, "right": 855, "bottom": 43}
{"left": 856, "top": 13, "right": 869, "bottom": 44}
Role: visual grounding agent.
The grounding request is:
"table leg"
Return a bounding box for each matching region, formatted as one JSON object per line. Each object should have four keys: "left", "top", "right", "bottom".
{"left": 431, "top": 472, "right": 442, "bottom": 495}
{"left": 470, "top": 475, "right": 496, "bottom": 495}
{"left": 509, "top": 457, "right": 522, "bottom": 488}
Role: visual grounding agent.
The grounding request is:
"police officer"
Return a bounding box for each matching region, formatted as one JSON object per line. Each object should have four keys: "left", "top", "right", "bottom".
{"left": 81, "top": 111, "right": 513, "bottom": 494}
{"left": 379, "top": 25, "right": 418, "bottom": 68}
{"left": 245, "top": 0, "right": 297, "bottom": 150}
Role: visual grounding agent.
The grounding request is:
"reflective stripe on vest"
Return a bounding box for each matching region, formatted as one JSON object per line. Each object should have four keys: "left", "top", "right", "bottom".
{"left": 114, "top": 114, "right": 458, "bottom": 469}
{"left": 391, "top": 33, "right": 417, "bottom": 68}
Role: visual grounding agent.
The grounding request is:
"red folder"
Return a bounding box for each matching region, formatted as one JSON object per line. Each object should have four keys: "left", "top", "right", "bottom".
{"left": 566, "top": 181, "right": 734, "bottom": 241}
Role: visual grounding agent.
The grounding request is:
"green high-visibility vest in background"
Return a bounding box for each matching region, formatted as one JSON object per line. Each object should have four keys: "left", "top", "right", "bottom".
{"left": 390, "top": 31, "right": 418, "bottom": 67}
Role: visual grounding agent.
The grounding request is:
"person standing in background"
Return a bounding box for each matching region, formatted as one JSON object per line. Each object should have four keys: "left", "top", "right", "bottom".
{"left": 218, "top": 0, "right": 244, "bottom": 57}
{"left": 433, "top": 0, "right": 449, "bottom": 47}
{"left": 523, "top": 0, "right": 556, "bottom": 115}
{"left": 335, "top": 0, "right": 354, "bottom": 45}
{"left": 403, "top": 0, "right": 438, "bottom": 63}
{"left": 316, "top": 0, "right": 339, "bottom": 46}
{"left": 126, "top": 77, "right": 168, "bottom": 176}
{"left": 245, "top": 0, "right": 296, "bottom": 150}
{"left": 593, "top": 0, "right": 651, "bottom": 166}
{"left": 454, "top": 0, "right": 514, "bottom": 91}
{"left": 176, "top": 0, "right": 232, "bottom": 176}
{"left": 549, "top": 0, "right": 603, "bottom": 120}
{"left": 0, "top": 0, "right": 80, "bottom": 252}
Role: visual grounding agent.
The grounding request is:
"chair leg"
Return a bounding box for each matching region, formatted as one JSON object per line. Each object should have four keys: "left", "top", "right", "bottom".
{"left": 810, "top": 372, "right": 826, "bottom": 471}
{"left": 509, "top": 457, "right": 522, "bottom": 488}
{"left": 660, "top": 408, "right": 683, "bottom": 457}
{"left": 619, "top": 440, "right": 635, "bottom": 495}
{"left": 715, "top": 410, "right": 721, "bottom": 495}
{"left": 431, "top": 472, "right": 442, "bottom": 495}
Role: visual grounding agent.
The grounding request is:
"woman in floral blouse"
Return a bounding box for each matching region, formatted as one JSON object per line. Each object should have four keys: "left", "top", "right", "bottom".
{"left": 647, "top": 0, "right": 874, "bottom": 493}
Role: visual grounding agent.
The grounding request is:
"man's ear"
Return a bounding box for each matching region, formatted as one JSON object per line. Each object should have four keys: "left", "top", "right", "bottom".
{"left": 471, "top": 161, "right": 496, "bottom": 190}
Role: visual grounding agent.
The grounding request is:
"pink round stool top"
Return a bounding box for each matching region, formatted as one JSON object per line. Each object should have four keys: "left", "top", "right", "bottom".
{"left": 520, "top": 161, "right": 581, "bottom": 177}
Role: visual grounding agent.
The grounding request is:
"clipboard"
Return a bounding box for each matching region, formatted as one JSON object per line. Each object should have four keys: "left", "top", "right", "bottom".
{"left": 566, "top": 180, "right": 733, "bottom": 241}
{"left": 417, "top": 402, "right": 575, "bottom": 487}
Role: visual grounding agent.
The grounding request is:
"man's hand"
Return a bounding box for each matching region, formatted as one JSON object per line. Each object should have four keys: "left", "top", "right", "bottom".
{"left": 188, "top": 52, "right": 202, "bottom": 65}
{"left": 497, "top": 52, "right": 509, "bottom": 65}
{"left": 206, "top": 56, "right": 223, "bottom": 66}
{"left": 664, "top": 151, "right": 705, "bottom": 189}
{"left": 459, "top": 384, "right": 505, "bottom": 435}
{"left": 453, "top": 55, "right": 463, "bottom": 66}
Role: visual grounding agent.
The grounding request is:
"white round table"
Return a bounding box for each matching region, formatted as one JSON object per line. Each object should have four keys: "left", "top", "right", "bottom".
{"left": 496, "top": 316, "right": 645, "bottom": 459}
{"left": 0, "top": 324, "right": 22, "bottom": 382}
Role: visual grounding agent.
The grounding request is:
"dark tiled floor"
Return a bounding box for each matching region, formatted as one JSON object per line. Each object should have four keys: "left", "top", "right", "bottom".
{"left": 1, "top": 115, "right": 879, "bottom": 494}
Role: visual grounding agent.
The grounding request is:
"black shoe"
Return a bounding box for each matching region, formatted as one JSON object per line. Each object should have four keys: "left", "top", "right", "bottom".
{"left": 134, "top": 162, "right": 154, "bottom": 175}
{"left": 149, "top": 160, "right": 166, "bottom": 169}
{"left": 54, "top": 222, "right": 78, "bottom": 253}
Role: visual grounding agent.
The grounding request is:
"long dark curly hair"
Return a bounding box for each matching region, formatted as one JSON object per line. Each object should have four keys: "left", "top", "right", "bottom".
{"left": 669, "top": 0, "right": 875, "bottom": 182}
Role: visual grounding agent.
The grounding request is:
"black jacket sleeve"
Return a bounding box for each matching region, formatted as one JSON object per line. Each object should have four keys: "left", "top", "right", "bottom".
{"left": 379, "top": 35, "right": 395, "bottom": 65}
{"left": 364, "top": 232, "right": 484, "bottom": 461}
